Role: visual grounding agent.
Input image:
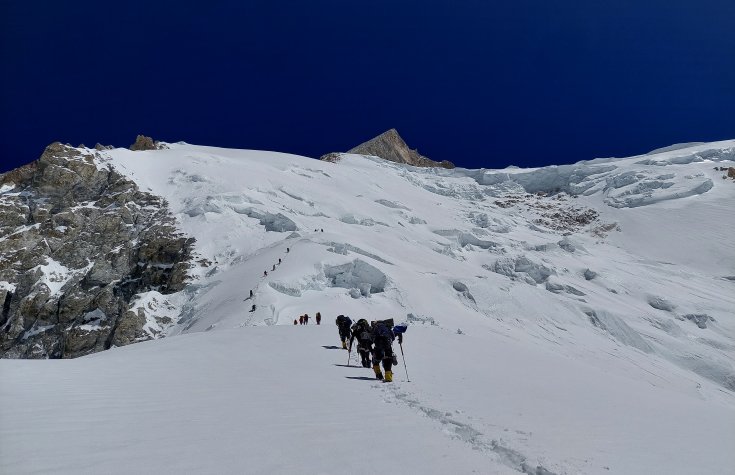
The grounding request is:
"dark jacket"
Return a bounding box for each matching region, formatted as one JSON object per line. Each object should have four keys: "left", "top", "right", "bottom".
{"left": 350, "top": 320, "right": 373, "bottom": 349}
{"left": 336, "top": 315, "right": 352, "bottom": 337}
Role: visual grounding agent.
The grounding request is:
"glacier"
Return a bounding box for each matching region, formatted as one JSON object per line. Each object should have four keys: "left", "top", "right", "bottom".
{"left": 1, "top": 139, "right": 734, "bottom": 474}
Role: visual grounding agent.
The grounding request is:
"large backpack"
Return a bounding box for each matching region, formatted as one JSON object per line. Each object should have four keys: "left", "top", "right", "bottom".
{"left": 374, "top": 322, "right": 393, "bottom": 346}
{"left": 355, "top": 319, "right": 372, "bottom": 343}
{"left": 377, "top": 318, "right": 394, "bottom": 328}
{"left": 336, "top": 315, "right": 351, "bottom": 329}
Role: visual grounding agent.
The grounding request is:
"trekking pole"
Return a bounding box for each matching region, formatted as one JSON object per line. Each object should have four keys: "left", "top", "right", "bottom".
{"left": 346, "top": 341, "right": 353, "bottom": 367}
{"left": 399, "top": 342, "right": 410, "bottom": 382}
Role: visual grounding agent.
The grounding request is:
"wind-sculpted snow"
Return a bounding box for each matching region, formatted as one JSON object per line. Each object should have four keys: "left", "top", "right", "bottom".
{"left": 323, "top": 259, "right": 387, "bottom": 297}
{"left": 557, "top": 236, "right": 585, "bottom": 253}
{"left": 279, "top": 187, "right": 315, "bottom": 206}
{"left": 425, "top": 142, "right": 735, "bottom": 209}
{"left": 432, "top": 229, "right": 499, "bottom": 250}
{"left": 374, "top": 198, "right": 410, "bottom": 210}
{"left": 676, "top": 354, "right": 735, "bottom": 392}
{"left": 324, "top": 241, "right": 393, "bottom": 264}
{"left": 636, "top": 146, "right": 735, "bottom": 165}
{"left": 488, "top": 256, "right": 556, "bottom": 285}
{"left": 545, "top": 279, "right": 586, "bottom": 297}
{"left": 339, "top": 214, "right": 389, "bottom": 227}
{"left": 468, "top": 212, "right": 513, "bottom": 232}
{"left": 603, "top": 171, "right": 713, "bottom": 208}
{"left": 268, "top": 280, "right": 303, "bottom": 297}
{"left": 407, "top": 215, "right": 427, "bottom": 224}
{"left": 585, "top": 309, "right": 653, "bottom": 353}
{"left": 451, "top": 281, "right": 476, "bottom": 303}
{"left": 472, "top": 162, "right": 718, "bottom": 209}
{"left": 683, "top": 313, "right": 715, "bottom": 329}
{"left": 474, "top": 163, "right": 618, "bottom": 195}
{"left": 648, "top": 296, "right": 677, "bottom": 312}
{"left": 229, "top": 205, "right": 298, "bottom": 232}
{"left": 406, "top": 312, "right": 437, "bottom": 325}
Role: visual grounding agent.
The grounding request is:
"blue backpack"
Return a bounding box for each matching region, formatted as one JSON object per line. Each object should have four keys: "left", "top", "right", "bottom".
{"left": 374, "top": 323, "right": 393, "bottom": 343}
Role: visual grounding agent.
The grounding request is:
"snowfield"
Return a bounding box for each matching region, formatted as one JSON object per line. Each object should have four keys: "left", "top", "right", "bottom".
{"left": 2, "top": 140, "right": 734, "bottom": 474}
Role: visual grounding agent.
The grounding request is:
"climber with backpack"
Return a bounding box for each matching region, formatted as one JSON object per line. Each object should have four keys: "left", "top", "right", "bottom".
{"left": 335, "top": 315, "right": 352, "bottom": 349}
{"left": 370, "top": 319, "right": 403, "bottom": 382}
{"left": 349, "top": 318, "right": 374, "bottom": 368}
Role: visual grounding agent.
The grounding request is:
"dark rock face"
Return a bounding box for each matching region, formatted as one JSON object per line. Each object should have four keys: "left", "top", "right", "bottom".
{"left": 130, "top": 135, "right": 159, "bottom": 151}
{"left": 0, "top": 143, "right": 194, "bottom": 358}
{"left": 321, "top": 129, "right": 455, "bottom": 169}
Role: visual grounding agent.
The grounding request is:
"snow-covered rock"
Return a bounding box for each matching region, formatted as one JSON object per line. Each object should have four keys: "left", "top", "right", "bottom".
{"left": 0, "top": 143, "right": 193, "bottom": 358}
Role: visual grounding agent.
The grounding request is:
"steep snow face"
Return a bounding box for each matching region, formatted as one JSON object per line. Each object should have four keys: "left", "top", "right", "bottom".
{"left": 2, "top": 139, "right": 734, "bottom": 474}
{"left": 94, "top": 140, "right": 735, "bottom": 394}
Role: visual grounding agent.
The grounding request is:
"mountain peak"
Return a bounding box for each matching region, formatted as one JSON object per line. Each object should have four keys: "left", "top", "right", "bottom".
{"left": 322, "top": 129, "right": 455, "bottom": 169}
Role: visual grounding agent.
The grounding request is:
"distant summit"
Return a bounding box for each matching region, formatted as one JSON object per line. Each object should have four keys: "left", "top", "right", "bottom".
{"left": 321, "top": 129, "right": 455, "bottom": 169}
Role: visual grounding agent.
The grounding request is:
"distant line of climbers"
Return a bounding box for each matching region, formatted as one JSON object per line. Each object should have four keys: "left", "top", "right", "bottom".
{"left": 294, "top": 312, "right": 322, "bottom": 325}
{"left": 249, "top": 247, "right": 291, "bottom": 313}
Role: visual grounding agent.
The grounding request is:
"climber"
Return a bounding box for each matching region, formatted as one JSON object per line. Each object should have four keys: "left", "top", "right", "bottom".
{"left": 371, "top": 319, "right": 401, "bottom": 382}
{"left": 335, "top": 315, "right": 352, "bottom": 349}
{"left": 349, "top": 318, "right": 373, "bottom": 368}
{"left": 315, "top": 312, "right": 322, "bottom": 325}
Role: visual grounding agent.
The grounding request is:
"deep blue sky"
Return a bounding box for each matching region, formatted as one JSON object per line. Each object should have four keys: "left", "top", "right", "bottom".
{"left": 1, "top": 0, "right": 733, "bottom": 172}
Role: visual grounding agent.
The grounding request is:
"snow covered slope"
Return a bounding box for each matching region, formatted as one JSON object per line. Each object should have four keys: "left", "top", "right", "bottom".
{"left": 2, "top": 140, "right": 734, "bottom": 474}
{"left": 3, "top": 324, "right": 733, "bottom": 474}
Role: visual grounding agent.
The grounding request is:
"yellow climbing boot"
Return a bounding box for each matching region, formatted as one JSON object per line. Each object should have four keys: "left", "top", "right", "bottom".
{"left": 342, "top": 341, "right": 347, "bottom": 349}
{"left": 384, "top": 370, "right": 393, "bottom": 382}
{"left": 373, "top": 364, "right": 383, "bottom": 380}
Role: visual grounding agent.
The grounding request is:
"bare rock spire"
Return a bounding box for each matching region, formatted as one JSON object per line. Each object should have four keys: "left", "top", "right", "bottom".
{"left": 322, "top": 129, "right": 454, "bottom": 168}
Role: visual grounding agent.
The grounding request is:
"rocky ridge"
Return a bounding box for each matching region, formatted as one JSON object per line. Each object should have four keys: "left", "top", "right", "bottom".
{"left": 130, "top": 134, "right": 168, "bottom": 151}
{"left": 321, "top": 128, "right": 455, "bottom": 169}
{"left": 0, "top": 143, "right": 193, "bottom": 358}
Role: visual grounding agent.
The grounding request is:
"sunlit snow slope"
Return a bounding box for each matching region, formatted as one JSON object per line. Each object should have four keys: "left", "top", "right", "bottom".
{"left": 2, "top": 140, "right": 734, "bottom": 474}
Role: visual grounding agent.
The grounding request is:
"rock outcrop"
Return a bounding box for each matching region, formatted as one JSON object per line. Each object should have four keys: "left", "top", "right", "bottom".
{"left": 321, "top": 129, "right": 455, "bottom": 169}
{"left": 0, "top": 143, "right": 193, "bottom": 358}
{"left": 130, "top": 135, "right": 166, "bottom": 151}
